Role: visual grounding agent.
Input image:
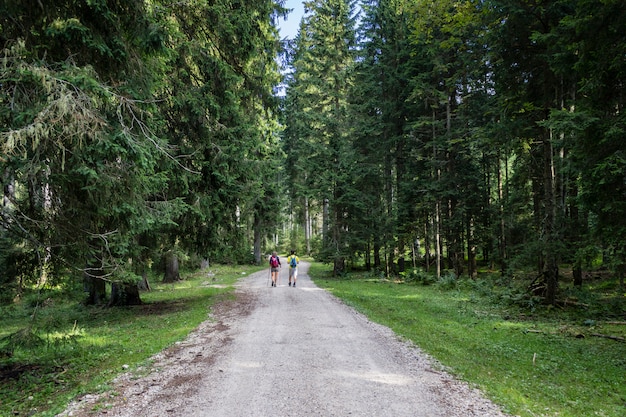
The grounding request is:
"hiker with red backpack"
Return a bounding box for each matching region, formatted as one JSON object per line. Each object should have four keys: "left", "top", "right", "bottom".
{"left": 269, "top": 251, "right": 281, "bottom": 287}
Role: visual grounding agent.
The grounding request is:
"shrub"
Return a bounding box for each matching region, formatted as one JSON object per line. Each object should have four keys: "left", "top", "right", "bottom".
{"left": 404, "top": 268, "right": 437, "bottom": 285}
{"left": 436, "top": 271, "right": 457, "bottom": 290}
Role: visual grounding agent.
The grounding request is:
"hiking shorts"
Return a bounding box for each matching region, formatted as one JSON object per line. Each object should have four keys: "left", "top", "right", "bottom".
{"left": 289, "top": 267, "right": 298, "bottom": 279}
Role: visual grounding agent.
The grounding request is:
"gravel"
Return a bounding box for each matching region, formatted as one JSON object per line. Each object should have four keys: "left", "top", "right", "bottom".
{"left": 58, "top": 262, "right": 513, "bottom": 417}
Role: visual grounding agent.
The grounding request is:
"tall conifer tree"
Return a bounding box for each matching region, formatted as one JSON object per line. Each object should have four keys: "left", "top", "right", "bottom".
{"left": 284, "top": 0, "right": 358, "bottom": 274}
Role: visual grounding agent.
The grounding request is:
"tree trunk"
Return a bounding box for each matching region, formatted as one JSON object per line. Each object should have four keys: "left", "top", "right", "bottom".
{"left": 373, "top": 240, "right": 381, "bottom": 269}
{"left": 333, "top": 256, "right": 345, "bottom": 276}
{"left": 137, "top": 266, "right": 151, "bottom": 291}
{"left": 573, "top": 264, "right": 583, "bottom": 287}
{"left": 433, "top": 108, "right": 441, "bottom": 279}
{"left": 570, "top": 180, "right": 584, "bottom": 288}
{"left": 305, "top": 196, "right": 311, "bottom": 256}
{"left": 435, "top": 200, "right": 441, "bottom": 279}
{"left": 617, "top": 261, "right": 625, "bottom": 291}
{"left": 253, "top": 213, "right": 262, "bottom": 265}
{"left": 385, "top": 142, "right": 394, "bottom": 277}
{"left": 84, "top": 266, "right": 106, "bottom": 305}
{"left": 163, "top": 251, "right": 180, "bottom": 282}
{"left": 467, "top": 216, "right": 477, "bottom": 279}
{"left": 396, "top": 125, "right": 406, "bottom": 275}
{"left": 109, "top": 281, "right": 142, "bottom": 306}
{"left": 498, "top": 150, "right": 507, "bottom": 273}
{"left": 322, "top": 198, "right": 329, "bottom": 249}
{"left": 424, "top": 218, "right": 431, "bottom": 272}
{"left": 542, "top": 134, "right": 559, "bottom": 304}
{"left": 398, "top": 257, "right": 405, "bottom": 273}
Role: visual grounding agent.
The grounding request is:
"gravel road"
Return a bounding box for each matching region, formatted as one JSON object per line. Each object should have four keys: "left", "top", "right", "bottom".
{"left": 59, "top": 262, "right": 511, "bottom": 417}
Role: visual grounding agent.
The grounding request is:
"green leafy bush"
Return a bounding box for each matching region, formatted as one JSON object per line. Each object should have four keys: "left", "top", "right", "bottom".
{"left": 403, "top": 268, "right": 437, "bottom": 285}
{"left": 436, "top": 270, "right": 457, "bottom": 290}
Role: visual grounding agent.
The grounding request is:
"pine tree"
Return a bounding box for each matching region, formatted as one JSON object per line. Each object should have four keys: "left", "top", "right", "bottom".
{"left": 284, "top": 0, "right": 358, "bottom": 274}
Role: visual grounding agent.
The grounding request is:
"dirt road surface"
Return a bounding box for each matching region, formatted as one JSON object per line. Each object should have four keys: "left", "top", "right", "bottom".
{"left": 59, "top": 262, "right": 511, "bottom": 417}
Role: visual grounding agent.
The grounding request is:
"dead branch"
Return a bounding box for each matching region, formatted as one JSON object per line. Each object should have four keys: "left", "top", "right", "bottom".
{"left": 590, "top": 333, "right": 625, "bottom": 342}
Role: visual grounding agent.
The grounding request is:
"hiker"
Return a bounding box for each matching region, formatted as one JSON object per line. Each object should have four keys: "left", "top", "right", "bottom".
{"left": 287, "top": 250, "right": 299, "bottom": 287}
{"left": 269, "top": 251, "right": 281, "bottom": 287}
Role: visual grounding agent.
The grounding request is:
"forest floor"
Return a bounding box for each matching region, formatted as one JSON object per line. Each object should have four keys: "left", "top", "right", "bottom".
{"left": 57, "top": 263, "right": 513, "bottom": 417}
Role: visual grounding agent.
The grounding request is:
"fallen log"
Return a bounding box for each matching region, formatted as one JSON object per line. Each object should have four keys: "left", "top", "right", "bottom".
{"left": 590, "top": 333, "right": 625, "bottom": 342}
{"left": 557, "top": 299, "right": 590, "bottom": 308}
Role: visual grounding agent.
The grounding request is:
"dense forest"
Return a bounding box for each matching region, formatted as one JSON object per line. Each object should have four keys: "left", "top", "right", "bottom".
{"left": 0, "top": 0, "right": 286, "bottom": 305}
{"left": 283, "top": 0, "right": 626, "bottom": 305}
{"left": 1, "top": 0, "right": 625, "bottom": 307}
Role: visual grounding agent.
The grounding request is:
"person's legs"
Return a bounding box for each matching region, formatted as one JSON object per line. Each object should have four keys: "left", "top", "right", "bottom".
{"left": 293, "top": 268, "right": 297, "bottom": 286}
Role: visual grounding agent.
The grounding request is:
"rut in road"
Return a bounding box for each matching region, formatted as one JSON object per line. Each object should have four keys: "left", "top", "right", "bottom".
{"left": 59, "top": 262, "right": 512, "bottom": 417}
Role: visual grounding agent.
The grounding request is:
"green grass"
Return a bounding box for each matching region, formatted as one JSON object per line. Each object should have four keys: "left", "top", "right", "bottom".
{"left": 0, "top": 264, "right": 264, "bottom": 417}
{"left": 308, "top": 263, "right": 626, "bottom": 417}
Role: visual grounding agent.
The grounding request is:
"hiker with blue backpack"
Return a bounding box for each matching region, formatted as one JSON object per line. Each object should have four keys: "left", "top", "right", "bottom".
{"left": 269, "top": 251, "right": 281, "bottom": 287}
{"left": 287, "top": 250, "right": 299, "bottom": 287}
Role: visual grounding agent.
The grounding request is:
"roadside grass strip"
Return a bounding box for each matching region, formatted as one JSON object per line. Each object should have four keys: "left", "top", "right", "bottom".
{"left": 309, "top": 265, "right": 625, "bottom": 417}
{"left": 0, "top": 264, "right": 264, "bottom": 417}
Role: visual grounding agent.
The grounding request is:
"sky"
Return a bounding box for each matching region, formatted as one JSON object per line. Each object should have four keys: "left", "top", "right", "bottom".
{"left": 278, "top": 0, "right": 305, "bottom": 40}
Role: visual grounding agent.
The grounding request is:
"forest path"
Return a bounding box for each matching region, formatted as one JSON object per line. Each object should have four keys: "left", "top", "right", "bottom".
{"left": 59, "top": 263, "right": 511, "bottom": 417}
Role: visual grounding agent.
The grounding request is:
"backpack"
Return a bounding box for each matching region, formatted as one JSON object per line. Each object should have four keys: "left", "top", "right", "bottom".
{"left": 289, "top": 256, "right": 297, "bottom": 268}
{"left": 270, "top": 256, "right": 279, "bottom": 268}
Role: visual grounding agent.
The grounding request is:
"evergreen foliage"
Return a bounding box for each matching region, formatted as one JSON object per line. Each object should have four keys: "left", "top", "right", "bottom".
{"left": 282, "top": 0, "right": 626, "bottom": 302}
{"left": 1, "top": 0, "right": 626, "bottom": 305}
{"left": 0, "top": 0, "right": 285, "bottom": 304}
{"left": 283, "top": 0, "right": 359, "bottom": 274}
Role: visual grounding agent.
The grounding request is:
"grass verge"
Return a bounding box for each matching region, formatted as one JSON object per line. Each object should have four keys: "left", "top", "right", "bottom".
{"left": 0, "top": 264, "right": 264, "bottom": 417}
{"left": 308, "top": 263, "right": 626, "bottom": 417}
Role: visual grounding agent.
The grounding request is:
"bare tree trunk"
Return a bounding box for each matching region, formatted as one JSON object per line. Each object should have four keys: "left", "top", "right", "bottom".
{"left": 424, "top": 219, "right": 431, "bottom": 272}
{"left": 543, "top": 133, "right": 559, "bottom": 304}
{"left": 333, "top": 256, "right": 345, "bottom": 276}
{"left": 498, "top": 151, "right": 507, "bottom": 273}
{"left": 109, "top": 282, "right": 142, "bottom": 306}
{"left": 433, "top": 108, "right": 441, "bottom": 279}
{"left": 570, "top": 181, "right": 583, "bottom": 288}
{"left": 385, "top": 147, "right": 394, "bottom": 277}
{"left": 253, "top": 214, "right": 262, "bottom": 265}
{"left": 467, "top": 216, "right": 477, "bottom": 279}
{"left": 305, "top": 196, "right": 311, "bottom": 256}
{"left": 84, "top": 266, "right": 106, "bottom": 305}
{"left": 163, "top": 251, "right": 180, "bottom": 282}
{"left": 573, "top": 265, "right": 583, "bottom": 287}
{"left": 374, "top": 240, "right": 381, "bottom": 269}
{"left": 396, "top": 129, "right": 406, "bottom": 275}
{"left": 137, "top": 270, "right": 151, "bottom": 291}
{"left": 435, "top": 200, "right": 441, "bottom": 279}
{"left": 322, "top": 198, "right": 329, "bottom": 248}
